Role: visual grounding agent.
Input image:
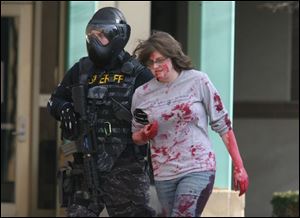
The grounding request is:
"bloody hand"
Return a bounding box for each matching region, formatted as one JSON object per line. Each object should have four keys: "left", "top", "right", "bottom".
{"left": 233, "top": 166, "right": 249, "bottom": 196}
{"left": 141, "top": 120, "right": 158, "bottom": 141}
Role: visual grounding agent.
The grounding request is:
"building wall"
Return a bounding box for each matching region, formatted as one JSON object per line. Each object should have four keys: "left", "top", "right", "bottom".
{"left": 234, "top": 1, "right": 292, "bottom": 102}
{"left": 234, "top": 2, "right": 299, "bottom": 216}
{"left": 234, "top": 119, "right": 299, "bottom": 217}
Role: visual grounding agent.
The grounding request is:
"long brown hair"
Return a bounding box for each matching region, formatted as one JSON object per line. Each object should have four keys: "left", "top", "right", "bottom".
{"left": 133, "top": 31, "right": 193, "bottom": 73}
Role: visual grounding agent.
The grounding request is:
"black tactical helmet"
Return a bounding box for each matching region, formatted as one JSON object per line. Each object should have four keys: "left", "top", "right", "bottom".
{"left": 86, "top": 7, "right": 131, "bottom": 66}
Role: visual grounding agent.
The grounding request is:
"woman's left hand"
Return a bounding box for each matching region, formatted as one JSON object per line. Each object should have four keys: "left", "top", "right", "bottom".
{"left": 233, "top": 166, "right": 249, "bottom": 196}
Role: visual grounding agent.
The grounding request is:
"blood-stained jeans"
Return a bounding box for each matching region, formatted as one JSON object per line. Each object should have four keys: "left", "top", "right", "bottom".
{"left": 154, "top": 171, "right": 215, "bottom": 217}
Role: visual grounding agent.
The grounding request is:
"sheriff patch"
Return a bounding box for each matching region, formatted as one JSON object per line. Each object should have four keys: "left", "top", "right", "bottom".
{"left": 88, "top": 73, "right": 125, "bottom": 84}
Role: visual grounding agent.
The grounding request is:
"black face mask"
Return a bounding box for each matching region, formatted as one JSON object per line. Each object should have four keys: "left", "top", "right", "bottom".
{"left": 86, "top": 36, "right": 112, "bottom": 66}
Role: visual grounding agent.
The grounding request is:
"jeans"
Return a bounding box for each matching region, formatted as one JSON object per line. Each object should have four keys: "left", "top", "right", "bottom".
{"left": 154, "top": 171, "right": 215, "bottom": 217}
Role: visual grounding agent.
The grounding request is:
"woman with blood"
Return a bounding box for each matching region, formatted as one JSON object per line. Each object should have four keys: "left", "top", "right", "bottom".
{"left": 131, "top": 31, "right": 249, "bottom": 217}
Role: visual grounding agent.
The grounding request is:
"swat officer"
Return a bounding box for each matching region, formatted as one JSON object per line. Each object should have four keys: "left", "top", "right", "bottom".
{"left": 47, "top": 7, "right": 155, "bottom": 217}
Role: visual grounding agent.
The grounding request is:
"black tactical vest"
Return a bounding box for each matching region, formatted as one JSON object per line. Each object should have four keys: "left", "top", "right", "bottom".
{"left": 78, "top": 55, "right": 144, "bottom": 172}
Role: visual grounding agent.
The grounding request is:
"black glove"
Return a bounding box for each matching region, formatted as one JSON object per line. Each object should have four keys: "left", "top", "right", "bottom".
{"left": 60, "top": 103, "right": 80, "bottom": 140}
{"left": 133, "top": 108, "right": 149, "bottom": 125}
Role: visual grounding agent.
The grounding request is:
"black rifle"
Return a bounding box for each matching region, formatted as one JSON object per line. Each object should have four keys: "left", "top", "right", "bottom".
{"left": 58, "top": 83, "right": 107, "bottom": 214}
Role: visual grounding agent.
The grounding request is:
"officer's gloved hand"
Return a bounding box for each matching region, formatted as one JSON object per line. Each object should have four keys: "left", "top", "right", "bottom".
{"left": 60, "top": 103, "right": 80, "bottom": 140}
{"left": 134, "top": 108, "right": 149, "bottom": 125}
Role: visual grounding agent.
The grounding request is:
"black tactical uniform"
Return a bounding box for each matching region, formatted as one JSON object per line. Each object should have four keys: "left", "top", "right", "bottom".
{"left": 48, "top": 7, "right": 155, "bottom": 217}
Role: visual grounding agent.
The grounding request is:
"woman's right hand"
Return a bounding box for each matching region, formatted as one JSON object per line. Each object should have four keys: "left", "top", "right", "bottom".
{"left": 132, "top": 120, "right": 158, "bottom": 145}
{"left": 141, "top": 120, "right": 159, "bottom": 141}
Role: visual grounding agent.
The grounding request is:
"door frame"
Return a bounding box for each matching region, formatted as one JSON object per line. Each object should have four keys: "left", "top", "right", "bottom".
{"left": 1, "top": 2, "right": 33, "bottom": 217}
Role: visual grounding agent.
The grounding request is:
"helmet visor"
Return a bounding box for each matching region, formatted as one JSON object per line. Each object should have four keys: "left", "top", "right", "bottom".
{"left": 86, "top": 24, "right": 119, "bottom": 46}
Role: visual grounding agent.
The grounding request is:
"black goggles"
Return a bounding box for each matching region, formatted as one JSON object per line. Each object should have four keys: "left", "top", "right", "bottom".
{"left": 86, "top": 24, "right": 120, "bottom": 42}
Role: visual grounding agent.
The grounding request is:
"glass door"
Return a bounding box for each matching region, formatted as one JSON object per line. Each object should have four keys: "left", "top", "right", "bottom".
{"left": 1, "top": 3, "right": 32, "bottom": 216}
{"left": 1, "top": 15, "right": 18, "bottom": 205}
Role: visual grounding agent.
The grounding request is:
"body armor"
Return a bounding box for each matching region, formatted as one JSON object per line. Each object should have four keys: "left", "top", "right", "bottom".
{"left": 79, "top": 54, "right": 144, "bottom": 172}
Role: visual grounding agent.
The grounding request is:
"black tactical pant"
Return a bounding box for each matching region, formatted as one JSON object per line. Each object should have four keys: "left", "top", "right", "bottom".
{"left": 66, "top": 156, "right": 156, "bottom": 217}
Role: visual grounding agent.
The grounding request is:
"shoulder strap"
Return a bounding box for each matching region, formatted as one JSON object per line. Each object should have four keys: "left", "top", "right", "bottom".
{"left": 121, "top": 56, "right": 144, "bottom": 77}
{"left": 78, "top": 57, "right": 94, "bottom": 84}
